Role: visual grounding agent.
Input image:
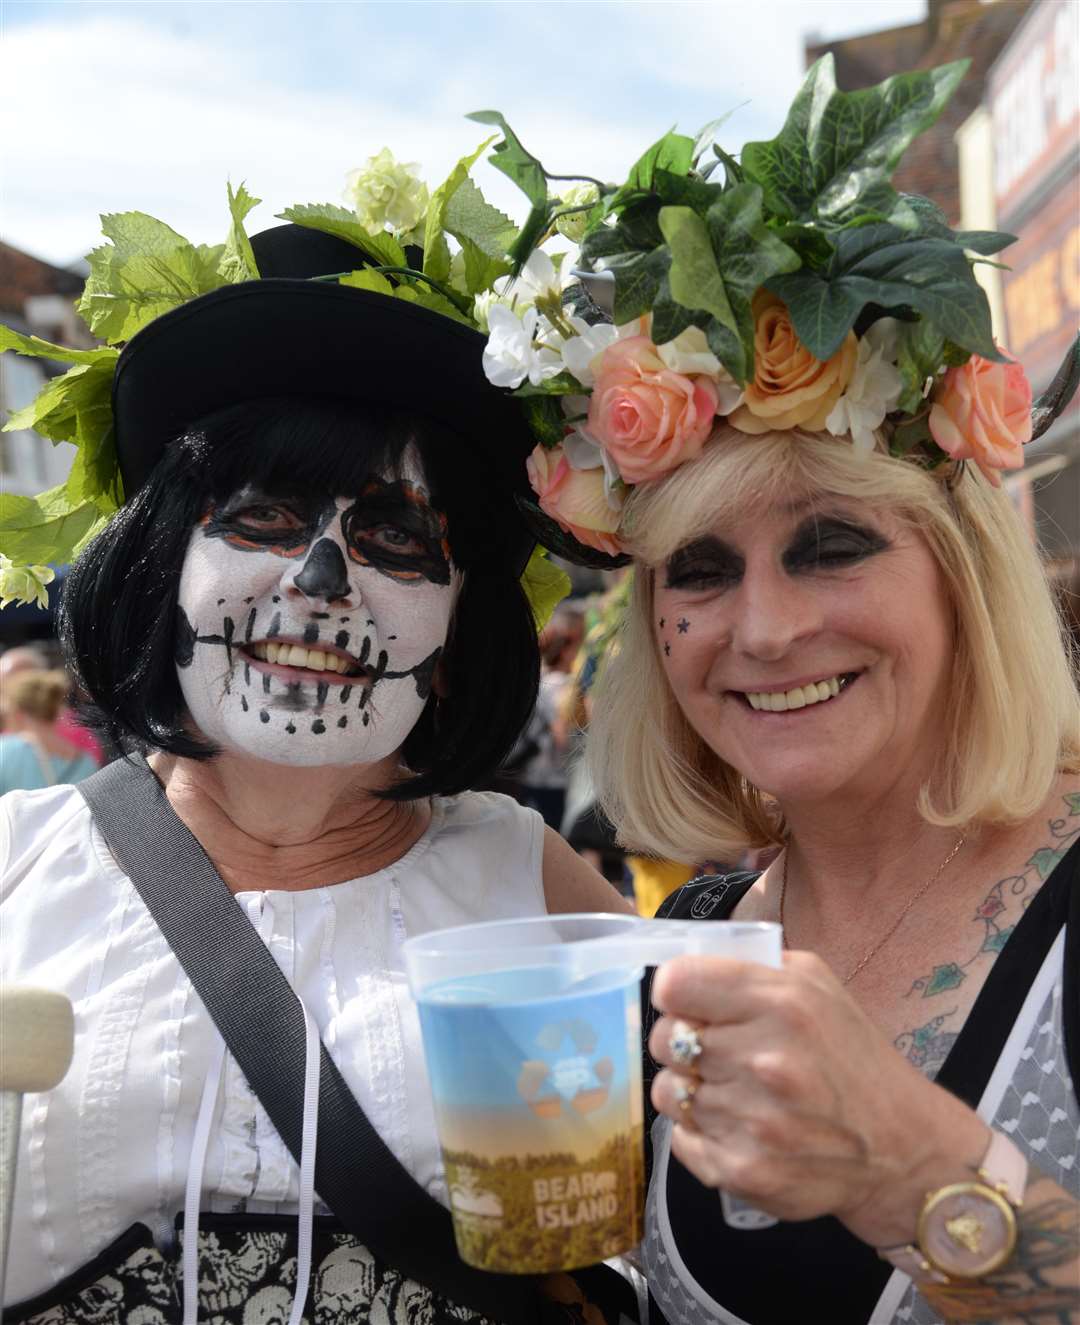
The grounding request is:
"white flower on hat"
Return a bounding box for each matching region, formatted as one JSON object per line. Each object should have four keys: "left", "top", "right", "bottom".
{"left": 826, "top": 318, "right": 903, "bottom": 454}
{"left": 482, "top": 305, "right": 563, "bottom": 389}
{"left": 656, "top": 325, "right": 744, "bottom": 415}
{"left": 344, "top": 148, "right": 430, "bottom": 236}
{"left": 492, "top": 247, "right": 581, "bottom": 317}
{"left": 560, "top": 317, "right": 619, "bottom": 388}
{"left": 0, "top": 556, "right": 54, "bottom": 610}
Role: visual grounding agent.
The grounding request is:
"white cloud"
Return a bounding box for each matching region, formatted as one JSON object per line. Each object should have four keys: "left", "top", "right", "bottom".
{"left": 0, "top": 1, "right": 925, "bottom": 267}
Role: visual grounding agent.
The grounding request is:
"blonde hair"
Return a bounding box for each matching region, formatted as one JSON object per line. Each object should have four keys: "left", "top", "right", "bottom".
{"left": 588, "top": 426, "right": 1080, "bottom": 863}
{"left": 2, "top": 670, "right": 70, "bottom": 724}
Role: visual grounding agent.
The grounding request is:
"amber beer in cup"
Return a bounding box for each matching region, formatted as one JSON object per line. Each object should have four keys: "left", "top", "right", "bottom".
{"left": 404, "top": 913, "right": 782, "bottom": 1274}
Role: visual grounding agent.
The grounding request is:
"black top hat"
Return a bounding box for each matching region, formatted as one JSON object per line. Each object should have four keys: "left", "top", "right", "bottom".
{"left": 111, "top": 224, "right": 538, "bottom": 572}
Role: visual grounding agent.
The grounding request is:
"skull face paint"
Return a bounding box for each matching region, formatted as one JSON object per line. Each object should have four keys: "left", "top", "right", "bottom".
{"left": 175, "top": 458, "right": 458, "bottom": 767}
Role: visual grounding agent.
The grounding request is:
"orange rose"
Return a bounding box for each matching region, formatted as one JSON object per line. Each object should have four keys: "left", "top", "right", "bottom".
{"left": 586, "top": 335, "right": 720, "bottom": 484}
{"left": 729, "top": 290, "right": 858, "bottom": 434}
{"left": 526, "top": 443, "right": 623, "bottom": 555}
{"left": 928, "top": 350, "right": 1032, "bottom": 487}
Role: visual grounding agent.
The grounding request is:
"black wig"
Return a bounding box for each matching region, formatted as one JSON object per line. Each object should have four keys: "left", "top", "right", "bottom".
{"left": 58, "top": 397, "right": 539, "bottom": 800}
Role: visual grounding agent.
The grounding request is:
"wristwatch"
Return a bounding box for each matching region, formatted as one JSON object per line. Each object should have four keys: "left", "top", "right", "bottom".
{"left": 878, "top": 1130, "right": 1027, "bottom": 1282}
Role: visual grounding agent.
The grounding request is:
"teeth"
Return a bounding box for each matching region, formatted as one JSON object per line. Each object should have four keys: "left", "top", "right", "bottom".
{"left": 249, "top": 643, "right": 355, "bottom": 675}
{"left": 744, "top": 675, "right": 849, "bottom": 712}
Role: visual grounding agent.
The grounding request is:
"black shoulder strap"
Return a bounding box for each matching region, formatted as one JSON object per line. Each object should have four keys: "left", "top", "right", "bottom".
{"left": 77, "top": 756, "right": 541, "bottom": 1325}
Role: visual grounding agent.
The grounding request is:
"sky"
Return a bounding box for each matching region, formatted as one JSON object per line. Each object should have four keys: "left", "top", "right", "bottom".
{"left": 1, "top": 0, "right": 927, "bottom": 268}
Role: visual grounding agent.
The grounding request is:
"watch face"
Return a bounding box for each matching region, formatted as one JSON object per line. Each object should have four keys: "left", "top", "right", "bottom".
{"left": 919, "top": 1182, "right": 1018, "bottom": 1278}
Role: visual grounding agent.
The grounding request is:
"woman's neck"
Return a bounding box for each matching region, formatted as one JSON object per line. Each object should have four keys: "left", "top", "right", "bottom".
{"left": 148, "top": 750, "right": 432, "bottom": 893}
{"left": 771, "top": 771, "right": 972, "bottom": 922}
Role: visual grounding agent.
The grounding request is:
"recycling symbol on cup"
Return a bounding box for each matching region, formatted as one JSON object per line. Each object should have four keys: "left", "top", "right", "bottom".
{"left": 516, "top": 1017, "right": 614, "bottom": 1117}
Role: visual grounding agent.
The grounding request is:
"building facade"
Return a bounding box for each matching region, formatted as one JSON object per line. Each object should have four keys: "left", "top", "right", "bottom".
{"left": 0, "top": 241, "right": 91, "bottom": 499}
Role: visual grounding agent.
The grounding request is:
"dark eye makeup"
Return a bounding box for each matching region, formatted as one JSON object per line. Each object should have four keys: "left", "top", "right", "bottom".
{"left": 664, "top": 537, "right": 743, "bottom": 590}
{"left": 663, "top": 515, "right": 889, "bottom": 591}
{"left": 783, "top": 516, "right": 889, "bottom": 569}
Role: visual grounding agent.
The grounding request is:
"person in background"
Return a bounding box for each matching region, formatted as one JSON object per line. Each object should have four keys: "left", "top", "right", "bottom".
{"left": 515, "top": 602, "right": 584, "bottom": 829}
{"left": 0, "top": 643, "right": 105, "bottom": 766}
{"left": 0, "top": 669, "right": 99, "bottom": 792}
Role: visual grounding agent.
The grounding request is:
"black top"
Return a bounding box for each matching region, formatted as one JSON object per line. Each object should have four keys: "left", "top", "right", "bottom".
{"left": 643, "top": 838, "right": 1080, "bottom": 1325}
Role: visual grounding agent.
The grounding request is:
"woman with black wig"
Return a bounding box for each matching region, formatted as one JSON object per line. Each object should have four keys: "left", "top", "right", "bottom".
{"left": 0, "top": 222, "right": 629, "bottom": 1325}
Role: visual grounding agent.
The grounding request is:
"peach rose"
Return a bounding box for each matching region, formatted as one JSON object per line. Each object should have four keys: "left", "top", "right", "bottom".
{"left": 729, "top": 290, "right": 858, "bottom": 434}
{"left": 526, "top": 443, "right": 623, "bottom": 555}
{"left": 928, "top": 351, "right": 1032, "bottom": 487}
{"left": 586, "top": 336, "right": 720, "bottom": 484}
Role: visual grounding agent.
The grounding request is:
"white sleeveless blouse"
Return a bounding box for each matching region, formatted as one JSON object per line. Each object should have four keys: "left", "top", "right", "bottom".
{"left": 0, "top": 783, "right": 546, "bottom": 1305}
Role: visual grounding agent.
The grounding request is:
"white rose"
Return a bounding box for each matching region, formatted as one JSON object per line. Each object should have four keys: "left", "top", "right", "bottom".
{"left": 344, "top": 148, "right": 429, "bottom": 235}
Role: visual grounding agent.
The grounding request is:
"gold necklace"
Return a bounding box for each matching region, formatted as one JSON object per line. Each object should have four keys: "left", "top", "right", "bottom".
{"left": 779, "top": 833, "right": 967, "bottom": 985}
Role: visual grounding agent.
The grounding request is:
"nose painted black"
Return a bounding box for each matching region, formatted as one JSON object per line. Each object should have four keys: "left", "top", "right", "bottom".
{"left": 294, "top": 539, "right": 350, "bottom": 601}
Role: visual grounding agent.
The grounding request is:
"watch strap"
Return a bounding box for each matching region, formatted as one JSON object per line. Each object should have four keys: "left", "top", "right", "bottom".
{"left": 877, "top": 1129, "right": 1027, "bottom": 1281}
{"left": 977, "top": 1127, "right": 1026, "bottom": 1206}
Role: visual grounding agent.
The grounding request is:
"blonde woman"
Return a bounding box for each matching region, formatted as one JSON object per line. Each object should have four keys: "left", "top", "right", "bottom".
{"left": 0, "top": 669, "right": 98, "bottom": 792}
{"left": 456, "top": 57, "right": 1080, "bottom": 1320}
{"left": 588, "top": 424, "right": 1080, "bottom": 1323}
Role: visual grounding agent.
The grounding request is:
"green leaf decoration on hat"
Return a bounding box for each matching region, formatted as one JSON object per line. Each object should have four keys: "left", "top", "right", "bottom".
{"left": 338, "top": 266, "right": 474, "bottom": 326}
{"left": 277, "top": 202, "right": 408, "bottom": 269}
{"left": 221, "top": 182, "right": 262, "bottom": 283}
{"left": 740, "top": 55, "right": 968, "bottom": 229}
{"left": 466, "top": 110, "right": 555, "bottom": 272}
{"left": 422, "top": 137, "right": 499, "bottom": 285}
{"left": 443, "top": 179, "right": 516, "bottom": 292}
{"left": 0, "top": 326, "right": 123, "bottom": 603}
{"left": 0, "top": 484, "right": 110, "bottom": 577}
{"left": 519, "top": 545, "right": 573, "bottom": 631}
{"left": 76, "top": 212, "right": 234, "bottom": 344}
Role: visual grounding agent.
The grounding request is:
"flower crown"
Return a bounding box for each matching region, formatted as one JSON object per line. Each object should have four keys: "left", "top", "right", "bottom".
{"left": 471, "top": 58, "right": 1079, "bottom": 565}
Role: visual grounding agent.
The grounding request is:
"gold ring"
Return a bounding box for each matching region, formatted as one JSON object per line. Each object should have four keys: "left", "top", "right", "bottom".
{"left": 673, "top": 1076, "right": 699, "bottom": 1122}
{"left": 669, "top": 1020, "right": 704, "bottom": 1069}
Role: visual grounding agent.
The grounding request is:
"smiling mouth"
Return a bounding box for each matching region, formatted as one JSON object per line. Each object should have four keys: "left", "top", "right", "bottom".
{"left": 738, "top": 672, "right": 859, "bottom": 713}
{"left": 245, "top": 640, "right": 369, "bottom": 682}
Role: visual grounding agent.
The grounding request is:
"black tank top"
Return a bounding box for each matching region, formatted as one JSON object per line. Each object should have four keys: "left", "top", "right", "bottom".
{"left": 642, "top": 838, "right": 1080, "bottom": 1325}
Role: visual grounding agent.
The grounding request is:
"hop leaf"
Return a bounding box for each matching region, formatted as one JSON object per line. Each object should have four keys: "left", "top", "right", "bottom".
{"left": 77, "top": 211, "right": 230, "bottom": 344}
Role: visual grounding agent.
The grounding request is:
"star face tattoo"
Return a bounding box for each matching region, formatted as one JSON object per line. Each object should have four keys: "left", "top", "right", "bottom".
{"left": 175, "top": 453, "right": 459, "bottom": 768}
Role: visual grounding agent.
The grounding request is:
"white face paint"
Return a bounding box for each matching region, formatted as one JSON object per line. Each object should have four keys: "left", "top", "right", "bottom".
{"left": 175, "top": 455, "right": 459, "bottom": 767}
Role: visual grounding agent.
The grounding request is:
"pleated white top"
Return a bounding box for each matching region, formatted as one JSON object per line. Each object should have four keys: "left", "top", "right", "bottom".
{"left": 0, "top": 782, "right": 545, "bottom": 1305}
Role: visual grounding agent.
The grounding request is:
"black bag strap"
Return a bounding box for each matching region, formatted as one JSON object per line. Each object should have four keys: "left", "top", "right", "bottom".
{"left": 77, "top": 755, "right": 541, "bottom": 1325}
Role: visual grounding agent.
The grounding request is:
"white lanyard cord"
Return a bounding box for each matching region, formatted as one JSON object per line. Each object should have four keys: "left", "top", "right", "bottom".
{"left": 179, "top": 1007, "right": 319, "bottom": 1325}
{"left": 289, "top": 1002, "right": 321, "bottom": 1325}
{"left": 182, "top": 1033, "right": 226, "bottom": 1325}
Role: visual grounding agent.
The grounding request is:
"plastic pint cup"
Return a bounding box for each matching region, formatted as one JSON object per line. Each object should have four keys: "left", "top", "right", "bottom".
{"left": 403, "top": 913, "right": 782, "bottom": 1274}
